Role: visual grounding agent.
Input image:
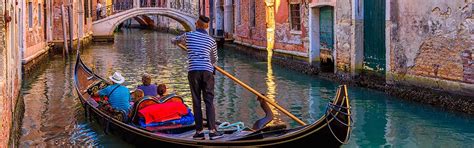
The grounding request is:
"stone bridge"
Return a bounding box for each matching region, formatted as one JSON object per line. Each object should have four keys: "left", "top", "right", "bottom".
{"left": 92, "top": 0, "right": 198, "bottom": 39}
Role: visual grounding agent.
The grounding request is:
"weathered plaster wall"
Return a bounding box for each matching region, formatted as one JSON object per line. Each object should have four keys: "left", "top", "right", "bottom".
{"left": 0, "top": 2, "right": 10, "bottom": 146}
{"left": 24, "top": 0, "right": 48, "bottom": 61}
{"left": 334, "top": 0, "right": 353, "bottom": 72}
{"left": 233, "top": 0, "right": 267, "bottom": 48}
{"left": 273, "top": 0, "right": 309, "bottom": 54}
{"left": 389, "top": 0, "right": 474, "bottom": 95}
{"left": 1, "top": 0, "right": 22, "bottom": 146}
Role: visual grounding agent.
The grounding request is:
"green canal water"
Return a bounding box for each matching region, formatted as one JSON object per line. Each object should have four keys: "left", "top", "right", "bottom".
{"left": 18, "top": 29, "right": 474, "bottom": 147}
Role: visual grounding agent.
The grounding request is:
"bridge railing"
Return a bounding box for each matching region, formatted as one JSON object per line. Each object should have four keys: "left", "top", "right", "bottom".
{"left": 93, "top": 0, "right": 197, "bottom": 22}
{"left": 92, "top": 3, "right": 134, "bottom": 21}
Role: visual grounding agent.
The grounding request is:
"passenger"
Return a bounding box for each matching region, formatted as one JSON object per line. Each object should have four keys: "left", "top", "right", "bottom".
{"left": 156, "top": 84, "right": 183, "bottom": 103}
{"left": 131, "top": 89, "right": 145, "bottom": 106}
{"left": 137, "top": 73, "right": 158, "bottom": 96}
{"left": 157, "top": 84, "right": 168, "bottom": 97}
{"left": 96, "top": 72, "right": 131, "bottom": 114}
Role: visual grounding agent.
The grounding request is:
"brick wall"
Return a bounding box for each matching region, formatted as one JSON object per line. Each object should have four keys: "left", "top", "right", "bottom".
{"left": 233, "top": 0, "right": 267, "bottom": 48}
{"left": 52, "top": 0, "right": 79, "bottom": 40}
{"left": 462, "top": 50, "right": 473, "bottom": 83}
{"left": 390, "top": 1, "right": 473, "bottom": 84}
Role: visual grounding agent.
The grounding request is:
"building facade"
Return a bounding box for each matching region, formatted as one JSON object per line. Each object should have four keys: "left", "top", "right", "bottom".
{"left": 1, "top": 0, "right": 93, "bottom": 146}
{"left": 215, "top": 0, "right": 473, "bottom": 96}
{"left": 1, "top": 0, "right": 22, "bottom": 145}
{"left": 319, "top": 0, "right": 474, "bottom": 95}
{"left": 52, "top": 0, "right": 93, "bottom": 47}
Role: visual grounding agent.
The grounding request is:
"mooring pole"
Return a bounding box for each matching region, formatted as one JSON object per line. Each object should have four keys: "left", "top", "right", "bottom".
{"left": 67, "top": 3, "right": 74, "bottom": 52}
{"left": 61, "top": 4, "right": 69, "bottom": 56}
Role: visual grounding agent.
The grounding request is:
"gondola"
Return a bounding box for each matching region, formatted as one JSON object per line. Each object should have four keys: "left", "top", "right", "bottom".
{"left": 73, "top": 52, "right": 353, "bottom": 147}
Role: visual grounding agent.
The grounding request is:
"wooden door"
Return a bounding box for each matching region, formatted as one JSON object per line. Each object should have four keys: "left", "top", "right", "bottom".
{"left": 363, "top": 0, "right": 385, "bottom": 73}
{"left": 319, "top": 6, "right": 334, "bottom": 51}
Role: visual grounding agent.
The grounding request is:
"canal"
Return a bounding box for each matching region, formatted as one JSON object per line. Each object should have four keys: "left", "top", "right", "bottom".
{"left": 18, "top": 29, "right": 474, "bottom": 147}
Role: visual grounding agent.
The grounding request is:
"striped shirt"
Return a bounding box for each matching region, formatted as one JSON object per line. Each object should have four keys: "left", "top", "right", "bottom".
{"left": 176, "top": 29, "right": 218, "bottom": 72}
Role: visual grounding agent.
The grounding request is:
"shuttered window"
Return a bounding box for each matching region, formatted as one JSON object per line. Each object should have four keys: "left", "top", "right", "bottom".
{"left": 28, "top": 2, "right": 33, "bottom": 28}
{"left": 290, "top": 3, "right": 301, "bottom": 31}
{"left": 38, "top": 4, "right": 41, "bottom": 25}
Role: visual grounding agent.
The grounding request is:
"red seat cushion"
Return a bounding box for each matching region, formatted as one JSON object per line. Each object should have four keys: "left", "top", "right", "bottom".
{"left": 138, "top": 102, "right": 189, "bottom": 124}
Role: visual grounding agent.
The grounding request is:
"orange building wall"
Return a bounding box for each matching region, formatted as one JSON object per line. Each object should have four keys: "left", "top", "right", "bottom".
{"left": 273, "top": 0, "right": 308, "bottom": 54}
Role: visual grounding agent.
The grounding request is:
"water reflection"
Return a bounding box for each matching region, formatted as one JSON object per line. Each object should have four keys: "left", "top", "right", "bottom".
{"left": 18, "top": 29, "right": 474, "bottom": 147}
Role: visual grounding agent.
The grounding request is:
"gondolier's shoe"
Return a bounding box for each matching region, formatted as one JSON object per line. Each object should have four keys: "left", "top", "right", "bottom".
{"left": 209, "top": 131, "right": 224, "bottom": 140}
{"left": 193, "top": 132, "right": 205, "bottom": 140}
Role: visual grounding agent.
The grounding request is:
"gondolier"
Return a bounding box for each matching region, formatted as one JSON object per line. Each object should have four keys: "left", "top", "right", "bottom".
{"left": 172, "top": 15, "right": 221, "bottom": 140}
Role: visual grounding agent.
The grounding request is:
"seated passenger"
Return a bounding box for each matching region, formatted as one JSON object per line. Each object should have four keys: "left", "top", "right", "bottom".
{"left": 157, "top": 84, "right": 168, "bottom": 98}
{"left": 137, "top": 73, "right": 158, "bottom": 96}
{"left": 131, "top": 89, "right": 145, "bottom": 106}
{"left": 156, "top": 84, "right": 183, "bottom": 103}
{"left": 96, "top": 72, "right": 131, "bottom": 114}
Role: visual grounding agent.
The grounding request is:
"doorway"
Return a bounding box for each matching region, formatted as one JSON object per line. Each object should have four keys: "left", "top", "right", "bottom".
{"left": 309, "top": 5, "right": 335, "bottom": 72}
{"left": 363, "top": 0, "right": 386, "bottom": 73}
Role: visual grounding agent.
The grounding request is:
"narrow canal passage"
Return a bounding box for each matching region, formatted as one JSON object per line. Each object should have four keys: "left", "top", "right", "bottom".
{"left": 19, "top": 29, "right": 474, "bottom": 147}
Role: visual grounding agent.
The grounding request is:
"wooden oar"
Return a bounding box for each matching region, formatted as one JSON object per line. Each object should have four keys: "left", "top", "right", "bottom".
{"left": 177, "top": 44, "right": 306, "bottom": 126}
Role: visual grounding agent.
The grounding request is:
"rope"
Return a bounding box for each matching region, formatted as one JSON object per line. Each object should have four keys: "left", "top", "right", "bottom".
{"left": 324, "top": 100, "right": 352, "bottom": 144}
{"left": 218, "top": 122, "right": 245, "bottom": 132}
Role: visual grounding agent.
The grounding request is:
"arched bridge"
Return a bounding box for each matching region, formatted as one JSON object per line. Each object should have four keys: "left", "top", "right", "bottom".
{"left": 92, "top": 0, "right": 198, "bottom": 39}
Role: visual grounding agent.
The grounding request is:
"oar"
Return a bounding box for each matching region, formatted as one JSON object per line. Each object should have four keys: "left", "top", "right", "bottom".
{"left": 177, "top": 44, "right": 306, "bottom": 126}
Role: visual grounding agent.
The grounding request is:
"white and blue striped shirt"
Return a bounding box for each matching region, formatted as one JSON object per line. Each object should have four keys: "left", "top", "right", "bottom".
{"left": 176, "top": 29, "right": 218, "bottom": 72}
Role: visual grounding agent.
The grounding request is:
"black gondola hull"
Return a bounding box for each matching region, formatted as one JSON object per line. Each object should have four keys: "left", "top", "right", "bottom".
{"left": 74, "top": 52, "right": 352, "bottom": 147}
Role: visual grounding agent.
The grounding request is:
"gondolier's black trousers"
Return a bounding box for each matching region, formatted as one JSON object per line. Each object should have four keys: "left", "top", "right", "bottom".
{"left": 188, "top": 70, "right": 217, "bottom": 131}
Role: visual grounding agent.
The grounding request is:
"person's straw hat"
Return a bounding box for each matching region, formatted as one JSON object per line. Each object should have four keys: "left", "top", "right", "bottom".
{"left": 109, "top": 72, "right": 125, "bottom": 84}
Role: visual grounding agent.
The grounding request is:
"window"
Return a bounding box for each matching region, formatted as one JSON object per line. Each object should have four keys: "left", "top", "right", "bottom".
{"left": 289, "top": 3, "right": 301, "bottom": 31}
{"left": 28, "top": 2, "right": 32, "bottom": 28}
{"left": 38, "top": 4, "right": 41, "bottom": 25}
{"left": 85, "top": 0, "right": 89, "bottom": 18}
{"left": 249, "top": 0, "right": 255, "bottom": 27}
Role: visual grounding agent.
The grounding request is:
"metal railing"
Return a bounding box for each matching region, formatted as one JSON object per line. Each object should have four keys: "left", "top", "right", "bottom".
{"left": 92, "top": 0, "right": 198, "bottom": 22}
{"left": 92, "top": 3, "right": 134, "bottom": 21}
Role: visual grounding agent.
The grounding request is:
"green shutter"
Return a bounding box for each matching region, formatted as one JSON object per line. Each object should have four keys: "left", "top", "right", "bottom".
{"left": 363, "top": 0, "right": 386, "bottom": 73}
{"left": 319, "top": 6, "right": 334, "bottom": 50}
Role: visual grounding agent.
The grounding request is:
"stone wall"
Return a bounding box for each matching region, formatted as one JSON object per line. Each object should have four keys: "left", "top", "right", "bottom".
{"left": 334, "top": 0, "right": 354, "bottom": 73}
{"left": 389, "top": 0, "right": 474, "bottom": 95}
{"left": 233, "top": 0, "right": 267, "bottom": 48}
